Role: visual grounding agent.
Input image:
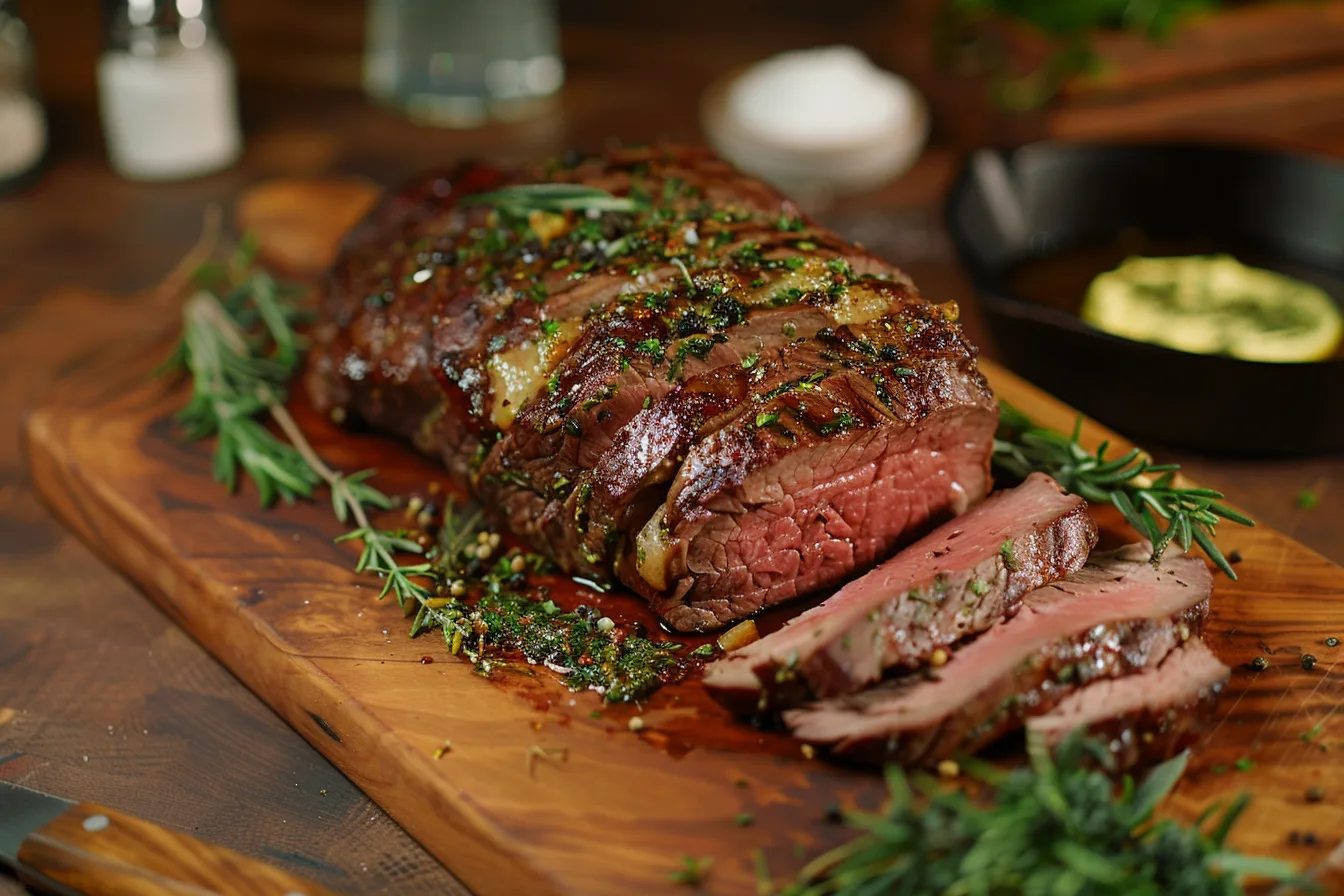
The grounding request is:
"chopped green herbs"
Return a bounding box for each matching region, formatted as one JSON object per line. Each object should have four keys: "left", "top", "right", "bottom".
{"left": 1235, "top": 757, "right": 1255, "bottom": 772}
{"left": 1301, "top": 722, "right": 1325, "bottom": 744}
{"left": 742, "top": 352, "right": 760, "bottom": 369}
{"left": 635, "top": 337, "right": 665, "bottom": 359}
{"left": 993, "top": 400, "right": 1254, "bottom": 578}
{"left": 1297, "top": 488, "right": 1321, "bottom": 510}
{"left": 539, "top": 319, "right": 562, "bottom": 337}
{"left": 812, "top": 411, "right": 857, "bottom": 437}
{"left": 756, "top": 412, "right": 780, "bottom": 428}
{"left": 1000, "top": 539, "right": 1017, "bottom": 570}
{"left": 668, "top": 335, "right": 715, "bottom": 381}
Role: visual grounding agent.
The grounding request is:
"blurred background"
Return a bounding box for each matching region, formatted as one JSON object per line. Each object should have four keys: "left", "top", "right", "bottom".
{"left": 9, "top": 0, "right": 1344, "bottom": 291}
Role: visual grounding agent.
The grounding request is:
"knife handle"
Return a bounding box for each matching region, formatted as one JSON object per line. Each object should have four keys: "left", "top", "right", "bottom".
{"left": 16, "top": 801, "right": 341, "bottom": 896}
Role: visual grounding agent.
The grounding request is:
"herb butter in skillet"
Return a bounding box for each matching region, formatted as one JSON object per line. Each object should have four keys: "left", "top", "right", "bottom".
{"left": 1081, "top": 254, "right": 1344, "bottom": 363}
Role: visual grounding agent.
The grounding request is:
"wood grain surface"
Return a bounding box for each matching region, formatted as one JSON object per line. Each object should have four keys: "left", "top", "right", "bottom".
{"left": 23, "top": 320, "right": 1344, "bottom": 893}
{"left": 18, "top": 802, "right": 340, "bottom": 896}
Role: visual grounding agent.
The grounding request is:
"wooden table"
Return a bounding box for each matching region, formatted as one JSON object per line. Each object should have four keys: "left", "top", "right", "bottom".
{"left": 4, "top": 56, "right": 1344, "bottom": 896}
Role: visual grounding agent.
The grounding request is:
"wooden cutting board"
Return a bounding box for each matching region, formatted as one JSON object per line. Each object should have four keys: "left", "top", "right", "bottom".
{"left": 23, "top": 327, "right": 1344, "bottom": 894}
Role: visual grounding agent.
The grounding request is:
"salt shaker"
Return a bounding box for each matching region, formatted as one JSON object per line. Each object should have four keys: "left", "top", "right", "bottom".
{"left": 0, "top": 0, "right": 46, "bottom": 190}
{"left": 98, "top": 0, "right": 241, "bottom": 180}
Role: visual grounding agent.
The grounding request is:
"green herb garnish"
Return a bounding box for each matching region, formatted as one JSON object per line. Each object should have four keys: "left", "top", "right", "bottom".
{"left": 993, "top": 400, "right": 1254, "bottom": 578}
{"left": 771, "top": 732, "right": 1308, "bottom": 896}
{"left": 159, "top": 225, "right": 699, "bottom": 704}
{"left": 670, "top": 855, "right": 713, "bottom": 887}
{"left": 461, "top": 183, "right": 642, "bottom": 218}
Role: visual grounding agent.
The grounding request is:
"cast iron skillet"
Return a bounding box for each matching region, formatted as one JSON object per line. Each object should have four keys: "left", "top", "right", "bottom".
{"left": 945, "top": 142, "right": 1344, "bottom": 457}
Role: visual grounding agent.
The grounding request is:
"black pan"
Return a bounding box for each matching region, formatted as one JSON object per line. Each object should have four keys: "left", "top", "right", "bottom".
{"left": 945, "top": 142, "right": 1344, "bottom": 457}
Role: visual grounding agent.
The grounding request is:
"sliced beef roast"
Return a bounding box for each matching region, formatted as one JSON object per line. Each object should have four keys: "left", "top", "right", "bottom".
{"left": 782, "top": 543, "right": 1213, "bottom": 764}
{"left": 1027, "top": 638, "right": 1230, "bottom": 769}
{"left": 308, "top": 145, "right": 998, "bottom": 631}
{"left": 702, "top": 473, "right": 1097, "bottom": 709}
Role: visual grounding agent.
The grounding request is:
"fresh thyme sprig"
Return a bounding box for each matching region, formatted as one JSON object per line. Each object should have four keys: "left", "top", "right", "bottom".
{"left": 992, "top": 400, "right": 1254, "bottom": 578}
{"left": 762, "top": 732, "right": 1310, "bottom": 896}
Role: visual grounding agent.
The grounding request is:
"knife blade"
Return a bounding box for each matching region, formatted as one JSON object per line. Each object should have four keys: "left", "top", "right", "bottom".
{"left": 0, "top": 779, "right": 341, "bottom": 896}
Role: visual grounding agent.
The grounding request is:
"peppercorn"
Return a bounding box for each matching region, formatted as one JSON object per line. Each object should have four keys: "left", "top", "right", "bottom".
{"left": 1307, "top": 786, "right": 1326, "bottom": 803}
{"left": 1250, "top": 656, "right": 1269, "bottom": 671}
{"left": 1327, "top": 637, "right": 1340, "bottom": 648}
{"left": 1302, "top": 654, "right": 1318, "bottom": 671}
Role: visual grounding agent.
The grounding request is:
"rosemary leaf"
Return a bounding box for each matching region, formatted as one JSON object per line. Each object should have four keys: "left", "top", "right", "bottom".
{"left": 462, "top": 183, "right": 642, "bottom": 216}
{"left": 993, "top": 400, "right": 1253, "bottom": 578}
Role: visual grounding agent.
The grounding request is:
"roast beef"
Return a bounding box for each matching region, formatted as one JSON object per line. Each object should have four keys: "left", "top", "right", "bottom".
{"left": 1027, "top": 638, "right": 1230, "bottom": 769}
{"left": 307, "top": 145, "right": 998, "bottom": 631}
{"left": 781, "top": 543, "right": 1213, "bottom": 763}
{"left": 702, "top": 473, "right": 1097, "bottom": 709}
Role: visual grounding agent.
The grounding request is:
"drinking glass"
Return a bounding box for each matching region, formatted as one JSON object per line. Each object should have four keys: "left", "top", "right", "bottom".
{"left": 364, "top": 0, "right": 564, "bottom": 128}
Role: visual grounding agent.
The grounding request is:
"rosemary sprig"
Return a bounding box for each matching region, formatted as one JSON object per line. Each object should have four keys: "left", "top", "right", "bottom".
{"left": 461, "top": 182, "right": 643, "bottom": 219}
{"left": 766, "top": 732, "right": 1310, "bottom": 896}
{"left": 160, "top": 230, "right": 411, "bottom": 600}
{"left": 160, "top": 226, "right": 692, "bottom": 700}
{"left": 992, "top": 400, "right": 1254, "bottom": 578}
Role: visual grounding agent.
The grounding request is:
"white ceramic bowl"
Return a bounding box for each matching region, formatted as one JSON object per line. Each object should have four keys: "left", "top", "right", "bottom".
{"left": 701, "top": 59, "right": 928, "bottom": 202}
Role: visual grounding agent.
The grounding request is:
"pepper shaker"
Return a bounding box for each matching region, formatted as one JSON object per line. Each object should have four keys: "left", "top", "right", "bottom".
{"left": 0, "top": 0, "right": 47, "bottom": 191}
{"left": 98, "top": 0, "right": 241, "bottom": 180}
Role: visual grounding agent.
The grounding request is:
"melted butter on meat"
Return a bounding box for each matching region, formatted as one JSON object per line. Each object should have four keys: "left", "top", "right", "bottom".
{"left": 635, "top": 505, "right": 674, "bottom": 591}
{"left": 738, "top": 258, "right": 896, "bottom": 325}
{"left": 486, "top": 319, "right": 581, "bottom": 429}
{"left": 826, "top": 281, "right": 898, "bottom": 325}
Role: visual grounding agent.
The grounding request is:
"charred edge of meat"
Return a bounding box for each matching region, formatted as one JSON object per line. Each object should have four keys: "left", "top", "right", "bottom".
{"left": 1027, "top": 641, "right": 1231, "bottom": 771}
{"left": 761, "top": 489, "right": 1097, "bottom": 707}
{"left": 800, "top": 600, "right": 1210, "bottom": 767}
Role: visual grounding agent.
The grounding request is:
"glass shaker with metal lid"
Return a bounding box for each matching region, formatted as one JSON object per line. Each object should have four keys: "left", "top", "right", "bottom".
{"left": 0, "top": 0, "right": 47, "bottom": 190}
{"left": 98, "top": 0, "right": 241, "bottom": 180}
